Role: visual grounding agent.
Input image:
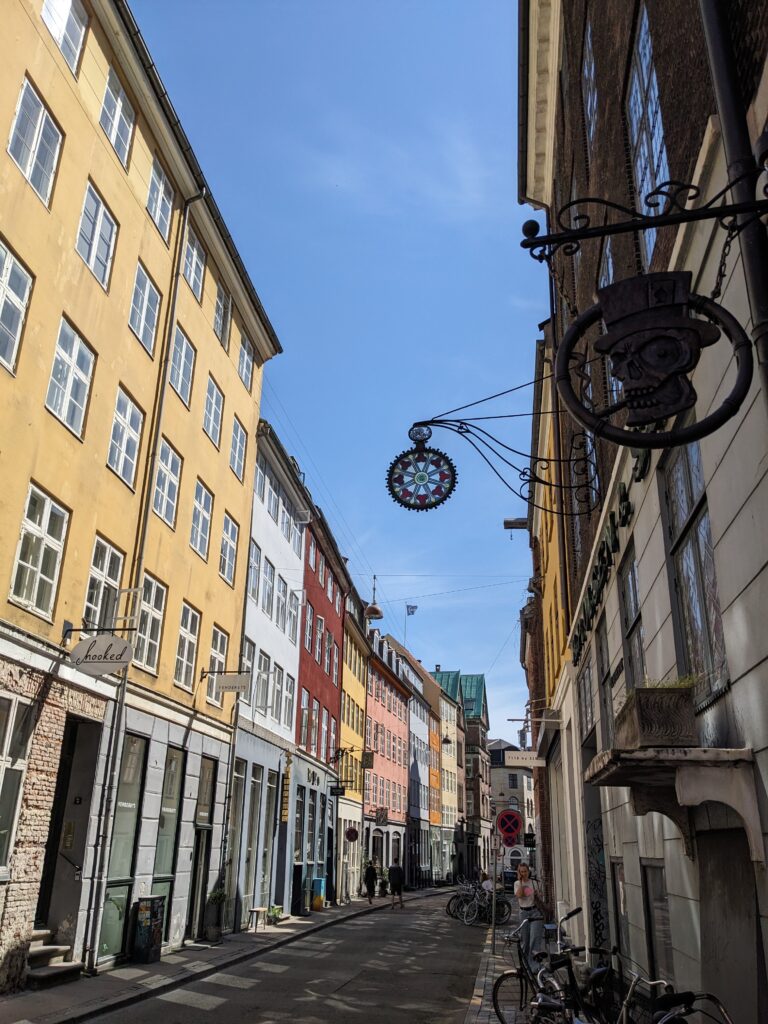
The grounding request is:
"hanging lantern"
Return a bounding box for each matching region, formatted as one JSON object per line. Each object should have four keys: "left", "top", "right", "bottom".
{"left": 386, "top": 425, "right": 457, "bottom": 511}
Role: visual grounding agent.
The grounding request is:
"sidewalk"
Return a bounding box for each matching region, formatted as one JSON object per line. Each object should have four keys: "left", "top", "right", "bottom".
{"left": 1, "top": 888, "right": 450, "bottom": 1024}
{"left": 464, "top": 927, "right": 526, "bottom": 1024}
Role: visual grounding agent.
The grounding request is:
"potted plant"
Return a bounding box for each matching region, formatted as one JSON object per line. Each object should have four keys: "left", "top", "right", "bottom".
{"left": 378, "top": 869, "right": 389, "bottom": 897}
{"left": 613, "top": 676, "right": 699, "bottom": 750}
{"left": 205, "top": 887, "right": 226, "bottom": 943}
{"left": 267, "top": 905, "right": 283, "bottom": 926}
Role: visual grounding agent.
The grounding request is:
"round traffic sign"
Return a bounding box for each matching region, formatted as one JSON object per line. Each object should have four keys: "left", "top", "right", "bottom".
{"left": 503, "top": 834, "right": 518, "bottom": 848}
{"left": 345, "top": 827, "right": 359, "bottom": 842}
{"left": 496, "top": 809, "right": 523, "bottom": 839}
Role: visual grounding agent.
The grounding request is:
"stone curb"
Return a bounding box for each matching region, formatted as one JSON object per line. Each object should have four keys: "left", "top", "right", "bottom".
{"left": 10, "top": 888, "right": 451, "bottom": 1024}
{"left": 463, "top": 928, "right": 494, "bottom": 1024}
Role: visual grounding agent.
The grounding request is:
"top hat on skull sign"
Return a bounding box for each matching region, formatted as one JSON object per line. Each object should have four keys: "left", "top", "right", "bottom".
{"left": 594, "top": 271, "right": 720, "bottom": 427}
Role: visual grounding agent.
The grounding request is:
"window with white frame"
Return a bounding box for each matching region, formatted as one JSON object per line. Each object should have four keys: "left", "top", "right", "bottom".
{"left": 332, "top": 643, "right": 339, "bottom": 687}
{"left": 247, "top": 539, "right": 261, "bottom": 602}
{"left": 0, "top": 239, "right": 32, "bottom": 372}
{"left": 664, "top": 441, "right": 728, "bottom": 704}
{"left": 330, "top": 717, "right": 336, "bottom": 763}
{"left": 261, "top": 557, "right": 275, "bottom": 616}
{"left": 577, "top": 657, "right": 596, "bottom": 739}
{"left": 45, "top": 319, "right": 94, "bottom": 437}
{"left": 10, "top": 484, "right": 68, "bottom": 617}
{"left": 42, "top": 0, "right": 88, "bottom": 73}
{"left": 203, "top": 376, "right": 223, "bottom": 447}
{"left": 291, "top": 516, "right": 303, "bottom": 557}
{"left": 152, "top": 438, "right": 181, "bottom": 527}
{"left": 582, "top": 19, "right": 597, "bottom": 152}
{"left": 240, "top": 637, "right": 255, "bottom": 703}
{"left": 315, "top": 615, "right": 324, "bottom": 662}
{"left": 275, "top": 576, "right": 287, "bottom": 631}
{"left": 173, "top": 602, "right": 199, "bottom": 690}
{"left": 107, "top": 388, "right": 143, "bottom": 488}
{"left": 627, "top": 4, "right": 669, "bottom": 267}
{"left": 334, "top": 587, "right": 341, "bottom": 615}
{"left": 0, "top": 693, "right": 34, "bottom": 874}
{"left": 207, "top": 626, "right": 228, "bottom": 703}
{"left": 76, "top": 183, "right": 117, "bottom": 287}
{"left": 304, "top": 602, "right": 314, "bottom": 651}
{"left": 169, "top": 325, "right": 195, "bottom": 405}
{"left": 190, "top": 479, "right": 213, "bottom": 558}
{"left": 324, "top": 630, "right": 332, "bottom": 674}
{"left": 255, "top": 452, "right": 266, "bottom": 501}
{"left": 266, "top": 465, "right": 279, "bottom": 522}
{"left": 320, "top": 708, "right": 328, "bottom": 761}
{"left": 238, "top": 335, "right": 254, "bottom": 391}
{"left": 8, "top": 79, "right": 62, "bottom": 206}
{"left": 300, "top": 688, "right": 309, "bottom": 747}
{"left": 619, "top": 544, "right": 645, "bottom": 689}
{"left": 214, "top": 281, "right": 230, "bottom": 347}
{"left": 146, "top": 157, "right": 174, "bottom": 241}
{"left": 326, "top": 571, "right": 333, "bottom": 602}
{"left": 284, "top": 675, "right": 295, "bottom": 729}
{"left": 183, "top": 223, "right": 205, "bottom": 300}
{"left": 255, "top": 650, "right": 270, "bottom": 711}
{"left": 219, "top": 513, "right": 238, "bottom": 585}
{"left": 99, "top": 68, "right": 134, "bottom": 166}
{"left": 271, "top": 664, "right": 284, "bottom": 720}
{"left": 134, "top": 574, "right": 166, "bottom": 672}
{"left": 287, "top": 590, "right": 299, "bottom": 643}
{"left": 129, "top": 262, "right": 160, "bottom": 355}
{"left": 230, "top": 416, "right": 247, "bottom": 480}
{"left": 310, "top": 699, "right": 319, "bottom": 755}
{"left": 318, "top": 554, "right": 325, "bottom": 586}
{"left": 83, "top": 536, "right": 122, "bottom": 630}
{"left": 308, "top": 535, "right": 316, "bottom": 570}
{"left": 280, "top": 491, "right": 292, "bottom": 541}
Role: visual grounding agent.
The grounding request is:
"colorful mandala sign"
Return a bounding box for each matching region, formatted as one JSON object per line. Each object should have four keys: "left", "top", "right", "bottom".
{"left": 387, "top": 447, "right": 457, "bottom": 511}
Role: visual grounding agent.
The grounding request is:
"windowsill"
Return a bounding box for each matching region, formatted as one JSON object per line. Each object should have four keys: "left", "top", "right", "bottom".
{"left": 170, "top": 384, "right": 191, "bottom": 409}
{"left": 183, "top": 276, "right": 203, "bottom": 305}
{"left": 203, "top": 430, "right": 221, "bottom": 451}
{"left": 190, "top": 544, "right": 209, "bottom": 563}
{"left": 105, "top": 462, "right": 137, "bottom": 493}
{"left": 45, "top": 403, "right": 86, "bottom": 443}
{"left": 77, "top": 250, "right": 111, "bottom": 293}
{"left": 145, "top": 204, "right": 171, "bottom": 248}
{"left": 206, "top": 698, "right": 223, "bottom": 708}
{"left": 133, "top": 662, "right": 158, "bottom": 678}
{"left": 152, "top": 508, "right": 177, "bottom": 531}
{"left": 128, "top": 323, "right": 156, "bottom": 359}
{"left": 218, "top": 573, "right": 235, "bottom": 589}
{"left": 230, "top": 466, "right": 245, "bottom": 483}
{"left": 8, "top": 152, "right": 53, "bottom": 209}
{"left": 7, "top": 597, "right": 54, "bottom": 625}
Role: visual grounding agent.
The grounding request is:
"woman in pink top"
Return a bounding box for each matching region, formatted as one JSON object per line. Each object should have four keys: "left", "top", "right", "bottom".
{"left": 514, "top": 863, "right": 544, "bottom": 967}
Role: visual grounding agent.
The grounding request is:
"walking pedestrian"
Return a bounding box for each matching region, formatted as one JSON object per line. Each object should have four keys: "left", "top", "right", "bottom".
{"left": 388, "top": 856, "right": 405, "bottom": 909}
{"left": 364, "top": 860, "right": 377, "bottom": 905}
{"left": 514, "top": 863, "right": 544, "bottom": 969}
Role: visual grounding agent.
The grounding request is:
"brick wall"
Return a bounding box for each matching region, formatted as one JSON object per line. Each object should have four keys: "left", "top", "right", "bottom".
{"left": 0, "top": 657, "right": 105, "bottom": 991}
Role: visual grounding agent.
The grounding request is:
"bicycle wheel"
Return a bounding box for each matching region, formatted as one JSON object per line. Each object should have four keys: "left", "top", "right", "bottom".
{"left": 495, "top": 899, "right": 512, "bottom": 925}
{"left": 492, "top": 970, "right": 523, "bottom": 1024}
{"left": 446, "top": 895, "right": 458, "bottom": 917}
{"left": 462, "top": 899, "right": 480, "bottom": 925}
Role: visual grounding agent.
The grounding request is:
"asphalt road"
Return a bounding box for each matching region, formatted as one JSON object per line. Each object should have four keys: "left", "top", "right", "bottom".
{"left": 97, "top": 898, "right": 485, "bottom": 1024}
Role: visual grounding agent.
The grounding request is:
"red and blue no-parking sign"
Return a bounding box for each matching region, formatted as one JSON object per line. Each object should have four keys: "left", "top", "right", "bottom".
{"left": 496, "top": 809, "right": 523, "bottom": 843}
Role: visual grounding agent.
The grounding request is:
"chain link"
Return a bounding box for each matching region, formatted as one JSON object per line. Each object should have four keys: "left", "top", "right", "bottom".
{"left": 711, "top": 224, "right": 737, "bottom": 300}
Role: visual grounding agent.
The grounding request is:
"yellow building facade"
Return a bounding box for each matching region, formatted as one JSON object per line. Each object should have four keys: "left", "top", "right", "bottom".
{"left": 0, "top": 0, "right": 279, "bottom": 988}
{"left": 337, "top": 587, "right": 369, "bottom": 899}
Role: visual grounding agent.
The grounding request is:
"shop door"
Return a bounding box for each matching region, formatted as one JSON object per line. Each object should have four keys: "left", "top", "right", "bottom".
{"left": 258, "top": 770, "right": 278, "bottom": 907}
{"left": 36, "top": 717, "right": 101, "bottom": 939}
{"left": 699, "top": 828, "right": 767, "bottom": 1022}
{"left": 186, "top": 756, "right": 216, "bottom": 939}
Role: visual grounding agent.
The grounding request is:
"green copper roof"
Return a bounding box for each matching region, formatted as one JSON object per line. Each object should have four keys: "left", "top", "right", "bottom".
{"left": 434, "top": 670, "right": 461, "bottom": 702}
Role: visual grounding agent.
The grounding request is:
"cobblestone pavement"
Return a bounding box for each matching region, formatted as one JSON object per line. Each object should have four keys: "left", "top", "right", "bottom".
{"left": 464, "top": 927, "right": 527, "bottom": 1024}
{"left": 0, "top": 889, "right": 451, "bottom": 1024}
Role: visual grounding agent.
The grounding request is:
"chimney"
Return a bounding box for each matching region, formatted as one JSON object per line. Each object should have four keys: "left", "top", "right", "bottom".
{"left": 435, "top": 664, "right": 441, "bottom": 672}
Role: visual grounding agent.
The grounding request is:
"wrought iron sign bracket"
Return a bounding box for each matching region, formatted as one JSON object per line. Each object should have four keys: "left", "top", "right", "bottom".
{"left": 520, "top": 174, "right": 768, "bottom": 263}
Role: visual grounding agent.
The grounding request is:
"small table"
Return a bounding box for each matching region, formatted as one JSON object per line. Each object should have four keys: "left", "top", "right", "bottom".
{"left": 247, "top": 906, "right": 269, "bottom": 932}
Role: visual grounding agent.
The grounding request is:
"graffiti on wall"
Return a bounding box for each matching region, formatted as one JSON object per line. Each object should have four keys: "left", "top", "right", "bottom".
{"left": 585, "top": 817, "right": 609, "bottom": 947}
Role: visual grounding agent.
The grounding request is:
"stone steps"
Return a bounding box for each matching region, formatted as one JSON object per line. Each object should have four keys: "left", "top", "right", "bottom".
{"left": 26, "top": 929, "right": 83, "bottom": 989}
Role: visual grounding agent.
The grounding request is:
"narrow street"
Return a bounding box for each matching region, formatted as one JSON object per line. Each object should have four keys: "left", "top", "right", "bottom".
{"left": 96, "top": 901, "right": 485, "bottom": 1024}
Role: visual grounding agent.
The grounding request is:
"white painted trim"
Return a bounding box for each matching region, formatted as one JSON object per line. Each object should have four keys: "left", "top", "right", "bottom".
{"left": 0, "top": 628, "right": 116, "bottom": 699}
{"left": 124, "top": 685, "right": 231, "bottom": 742}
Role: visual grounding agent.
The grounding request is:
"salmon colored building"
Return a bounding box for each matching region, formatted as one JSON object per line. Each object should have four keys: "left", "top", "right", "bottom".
{"left": 363, "top": 630, "right": 410, "bottom": 872}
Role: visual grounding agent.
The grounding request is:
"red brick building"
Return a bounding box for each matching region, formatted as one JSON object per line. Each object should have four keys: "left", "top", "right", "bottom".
{"left": 290, "top": 508, "right": 350, "bottom": 912}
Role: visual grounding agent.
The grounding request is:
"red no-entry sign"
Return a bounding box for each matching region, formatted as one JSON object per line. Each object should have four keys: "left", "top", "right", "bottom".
{"left": 496, "top": 809, "right": 523, "bottom": 842}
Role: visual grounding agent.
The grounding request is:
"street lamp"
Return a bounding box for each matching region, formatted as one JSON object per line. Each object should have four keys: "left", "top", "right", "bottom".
{"left": 364, "top": 574, "right": 383, "bottom": 621}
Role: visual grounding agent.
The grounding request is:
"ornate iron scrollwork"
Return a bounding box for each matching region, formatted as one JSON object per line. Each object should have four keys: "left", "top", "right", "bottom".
{"left": 554, "top": 271, "right": 753, "bottom": 448}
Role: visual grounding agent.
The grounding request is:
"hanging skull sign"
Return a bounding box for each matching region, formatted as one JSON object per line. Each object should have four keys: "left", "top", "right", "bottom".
{"left": 555, "top": 271, "right": 753, "bottom": 449}
{"left": 594, "top": 273, "right": 720, "bottom": 427}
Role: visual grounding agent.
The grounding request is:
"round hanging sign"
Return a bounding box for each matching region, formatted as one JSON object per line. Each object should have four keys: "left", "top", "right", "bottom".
{"left": 496, "top": 809, "right": 522, "bottom": 840}
{"left": 554, "top": 271, "right": 753, "bottom": 449}
{"left": 386, "top": 426, "right": 457, "bottom": 511}
{"left": 345, "top": 826, "right": 359, "bottom": 843}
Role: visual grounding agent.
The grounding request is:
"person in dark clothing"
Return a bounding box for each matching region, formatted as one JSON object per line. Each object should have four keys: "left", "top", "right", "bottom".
{"left": 388, "top": 856, "right": 405, "bottom": 909}
{"left": 364, "top": 861, "right": 378, "bottom": 905}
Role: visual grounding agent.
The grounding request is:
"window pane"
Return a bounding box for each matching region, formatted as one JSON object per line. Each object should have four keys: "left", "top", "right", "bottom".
{"left": 0, "top": 768, "right": 24, "bottom": 867}
{"left": 153, "top": 748, "right": 184, "bottom": 877}
{"left": 107, "top": 734, "right": 146, "bottom": 879}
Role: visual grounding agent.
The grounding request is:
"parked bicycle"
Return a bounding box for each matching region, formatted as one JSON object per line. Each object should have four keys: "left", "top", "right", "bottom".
{"left": 462, "top": 885, "right": 513, "bottom": 926}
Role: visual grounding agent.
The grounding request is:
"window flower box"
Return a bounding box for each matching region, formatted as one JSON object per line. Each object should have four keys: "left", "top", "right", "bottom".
{"left": 613, "top": 682, "right": 698, "bottom": 750}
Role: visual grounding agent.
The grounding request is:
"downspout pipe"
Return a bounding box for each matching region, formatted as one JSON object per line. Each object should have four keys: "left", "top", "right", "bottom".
{"left": 546, "top": 264, "right": 572, "bottom": 631}
{"left": 84, "top": 189, "right": 206, "bottom": 972}
{"left": 698, "top": 0, "right": 768, "bottom": 421}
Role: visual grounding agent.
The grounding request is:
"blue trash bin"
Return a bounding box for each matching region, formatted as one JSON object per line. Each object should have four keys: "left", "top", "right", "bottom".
{"left": 311, "top": 877, "right": 326, "bottom": 910}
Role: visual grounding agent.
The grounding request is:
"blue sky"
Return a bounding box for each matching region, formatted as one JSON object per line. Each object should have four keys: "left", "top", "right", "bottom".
{"left": 131, "top": 0, "right": 549, "bottom": 739}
